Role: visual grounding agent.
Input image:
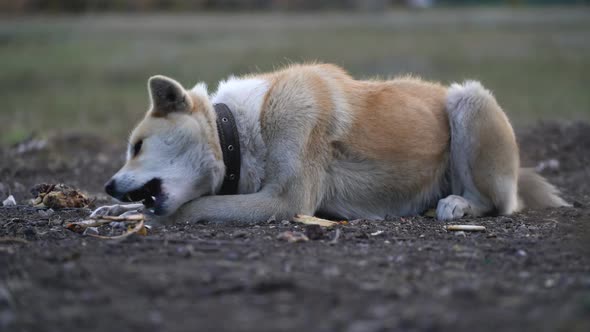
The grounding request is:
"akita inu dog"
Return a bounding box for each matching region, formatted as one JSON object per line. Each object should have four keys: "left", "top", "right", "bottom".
{"left": 94, "top": 63, "right": 568, "bottom": 223}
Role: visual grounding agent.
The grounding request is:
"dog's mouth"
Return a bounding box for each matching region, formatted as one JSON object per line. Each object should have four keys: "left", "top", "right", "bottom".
{"left": 120, "top": 178, "right": 166, "bottom": 214}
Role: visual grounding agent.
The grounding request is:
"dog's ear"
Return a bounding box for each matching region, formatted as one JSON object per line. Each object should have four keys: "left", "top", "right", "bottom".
{"left": 148, "top": 75, "right": 192, "bottom": 116}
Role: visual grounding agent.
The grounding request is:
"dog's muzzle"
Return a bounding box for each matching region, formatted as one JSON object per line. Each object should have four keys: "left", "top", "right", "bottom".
{"left": 104, "top": 178, "right": 163, "bottom": 208}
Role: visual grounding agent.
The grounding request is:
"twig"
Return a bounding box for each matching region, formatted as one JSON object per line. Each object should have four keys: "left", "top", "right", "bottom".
{"left": 90, "top": 214, "right": 144, "bottom": 222}
{"left": 87, "top": 218, "right": 145, "bottom": 240}
{"left": 293, "top": 214, "right": 338, "bottom": 227}
{"left": 445, "top": 225, "right": 486, "bottom": 232}
{"left": 65, "top": 219, "right": 113, "bottom": 229}
{"left": 0, "top": 237, "right": 29, "bottom": 244}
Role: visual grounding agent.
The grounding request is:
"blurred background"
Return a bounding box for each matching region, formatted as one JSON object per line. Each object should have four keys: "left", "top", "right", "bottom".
{"left": 1, "top": 1, "right": 589, "bottom": 144}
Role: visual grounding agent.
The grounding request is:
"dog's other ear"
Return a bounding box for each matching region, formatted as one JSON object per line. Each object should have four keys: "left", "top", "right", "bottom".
{"left": 148, "top": 75, "right": 192, "bottom": 116}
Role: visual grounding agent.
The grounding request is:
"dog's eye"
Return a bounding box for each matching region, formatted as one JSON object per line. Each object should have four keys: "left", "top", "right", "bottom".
{"left": 132, "top": 140, "right": 143, "bottom": 157}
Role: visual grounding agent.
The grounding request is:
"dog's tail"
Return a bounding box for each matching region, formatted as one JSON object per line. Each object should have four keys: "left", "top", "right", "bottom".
{"left": 517, "top": 168, "right": 569, "bottom": 210}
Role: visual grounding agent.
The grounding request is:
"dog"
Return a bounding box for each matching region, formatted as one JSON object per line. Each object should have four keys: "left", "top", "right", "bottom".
{"left": 93, "top": 63, "right": 568, "bottom": 223}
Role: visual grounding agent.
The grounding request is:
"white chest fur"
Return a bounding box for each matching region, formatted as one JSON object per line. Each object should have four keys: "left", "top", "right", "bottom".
{"left": 209, "top": 77, "right": 269, "bottom": 194}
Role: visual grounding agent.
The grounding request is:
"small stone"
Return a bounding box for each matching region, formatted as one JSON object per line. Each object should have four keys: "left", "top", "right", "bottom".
{"left": 277, "top": 231, "right": 309, "bottom": 243}
{"left": 516, "top": 249, "right": 527, "bottom": 257}
{"left": 83, "top": 227, "right": 99, "bottom": 236}
{"left": 2, "top": 195, "right": 16, "bottom": 207}
{"left": 49, "top": 218, "right": 62, "bottom": 226}
{"left": 544, "top": 278, "right": 556, "bottom": 288}
{"left": 304, "top": 224, "right": 325, "bottom": 240}
{"left": 535, "top": 159, "right": 560, "bottom": 173}
{"left": 280, "top": 220, "right": 291, "bottom": 226}
{"left": 266, "top": 215, "right": 277, "bottom": 224}
{"left": 370, "top": 230, "right": 384, "bottom": 237}
{"left": 454, "top": 231, "right": 466, "bottom": 237}
{"left": 516, "top": 225, "right": 529, "bottom": 234}
{"left": 38, "top": 209, "right": 55, "bottom": 218}
{"left": 232, "top": 230, "right": 248, "bottom": 239}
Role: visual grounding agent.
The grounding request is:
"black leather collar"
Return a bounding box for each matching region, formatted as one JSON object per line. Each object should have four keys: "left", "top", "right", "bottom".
{"left": 213, "top": 103, "right": 241, "bottom": 195}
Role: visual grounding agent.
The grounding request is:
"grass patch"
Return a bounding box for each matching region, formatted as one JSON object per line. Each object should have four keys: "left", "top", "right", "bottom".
{"left": 1, "top": 9, "right": 589, "bottom": 143}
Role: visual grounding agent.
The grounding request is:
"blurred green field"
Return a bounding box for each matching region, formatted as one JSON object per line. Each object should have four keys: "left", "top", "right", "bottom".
{"left": 1, "top": 8, "right": 589, "bottom": 144}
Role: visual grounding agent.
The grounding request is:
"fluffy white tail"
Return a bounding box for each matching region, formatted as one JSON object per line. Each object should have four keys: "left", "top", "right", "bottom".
{"left": 518, "top": 168, "right": 569, "bottom": 210}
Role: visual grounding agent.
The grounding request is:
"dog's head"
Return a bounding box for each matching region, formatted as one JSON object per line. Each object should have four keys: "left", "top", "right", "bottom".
{"left": 104, "top": 76, "right": 224, "bottom": 216}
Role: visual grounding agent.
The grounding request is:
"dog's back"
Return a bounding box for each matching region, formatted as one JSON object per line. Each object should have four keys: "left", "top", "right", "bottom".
{"left": 257, "top": 64, "right": 451, "bottom": 219}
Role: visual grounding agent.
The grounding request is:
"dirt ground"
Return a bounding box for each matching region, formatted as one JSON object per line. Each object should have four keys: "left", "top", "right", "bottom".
{"left": 1, "top": 122, "right": 589, "bottom": 332}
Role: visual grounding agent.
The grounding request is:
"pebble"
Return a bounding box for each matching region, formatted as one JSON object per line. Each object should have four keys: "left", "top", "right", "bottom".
{"left": 516, "top": 249, "right": 527, "bottom": 257}
{"left": 280, "top": 220, "right": 291, "bottom": 226}
{"left": 13, "top": 138, "right": 47, "bottom": 154}
{"left": 535, "top": 158, "right": 560, "bottom": 173}
{"left": 49, "top": 218, "right": 62, "bottom": 226}
{"left": 83, "top": 227, "right": 99, "bottom": 236}
{"left": 277, "top": 231, "right": 309, "bottom": 243}
{"left": 370, "top": 230, "right": 384, "bottom": 236}
{"left": 2, "top": 195, "right": 16, "bottom": 207}
{"left": 304, "top": 224, "right": 325, "bottom": 240}
{"left": 38, "top": 209, "right": 55, "bottom": 218}
{"left": 232, "top": 230, "right": 248, "bottom": 239}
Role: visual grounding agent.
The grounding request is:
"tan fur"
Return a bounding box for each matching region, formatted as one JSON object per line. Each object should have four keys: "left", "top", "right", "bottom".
{"left": 518, "top": 168, "right": 569, "bottom": 209}
{"left": 100, "top": 63, "right": 568, "bottom": 222}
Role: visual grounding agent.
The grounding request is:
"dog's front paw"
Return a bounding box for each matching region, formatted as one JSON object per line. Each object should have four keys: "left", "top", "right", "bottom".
{"left": 90, "top": 203, "right": 145, "bottom": 218}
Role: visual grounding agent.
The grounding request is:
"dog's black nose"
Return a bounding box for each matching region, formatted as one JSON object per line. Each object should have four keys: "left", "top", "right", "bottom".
{"left": 104, "top": 179, "right": 117, "bottom": 197}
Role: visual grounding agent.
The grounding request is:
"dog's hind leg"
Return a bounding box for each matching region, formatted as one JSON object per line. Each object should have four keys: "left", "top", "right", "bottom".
{"left": 437, "top": 81, "right": 519, "bottom": 221}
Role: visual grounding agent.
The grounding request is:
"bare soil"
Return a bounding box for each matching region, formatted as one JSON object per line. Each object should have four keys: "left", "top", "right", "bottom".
{"left": 1, "top": 122, "right": 589, "bottom": 332}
